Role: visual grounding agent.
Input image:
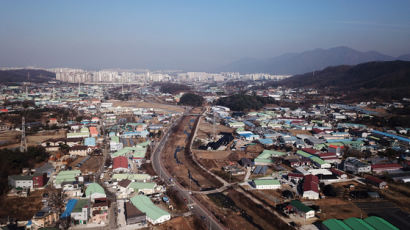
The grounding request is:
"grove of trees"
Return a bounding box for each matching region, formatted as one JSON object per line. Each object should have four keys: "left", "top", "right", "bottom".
{"left": 178, "top": 93, "right": 204, "bottom": 106}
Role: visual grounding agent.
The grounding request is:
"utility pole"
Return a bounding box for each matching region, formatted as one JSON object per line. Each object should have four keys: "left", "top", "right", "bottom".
{"left": 78, "top": 82, "right": 81, "bottom": 96}
{"left": 213, "top": 111, "right": 216, "bottom": 141}
{"left": 20, "top": 116, "right": 27, "bottom": 152}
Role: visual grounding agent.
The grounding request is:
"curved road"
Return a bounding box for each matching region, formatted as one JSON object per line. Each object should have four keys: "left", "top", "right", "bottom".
{"left": 151, "top": 110, "right": 225, "bottom": 230}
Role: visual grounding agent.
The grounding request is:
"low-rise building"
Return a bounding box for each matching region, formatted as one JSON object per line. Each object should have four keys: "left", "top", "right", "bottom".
{"left": 69, "top": 145, "right": 90, "bottom": 156}
{"left": 125, "top": 201, "right": 147, "bottom": 225}
{"left": 253, "top": 179, "right": 281, "bottom": 189}
{"left": 344, "top": 157, "right": 371, "bottom": 174}
{"left": 71, "top": 199, "right": 90, "bottom": 225}
{"left": 130, "top": 195, "right": 170, "bottom": 225}
{"left": 85, "top": 183, "right": 106, "bottom": 202}
{"left": 113, "top": 156, "right": 129, "bottom": 173}
{"left": 288, "top": 200, "right": 315, "bottom": 219}
{"left": 302, "top": 175, "right": 319, "bottom": 200}
{"left": 8, "top": 175, "right": 33, "bottom": 189}
{"left": 365, "top": 175, "right": 387, "bottom": 189}
{"left": 371, "top": 163, "right": 402, "bottom": 174}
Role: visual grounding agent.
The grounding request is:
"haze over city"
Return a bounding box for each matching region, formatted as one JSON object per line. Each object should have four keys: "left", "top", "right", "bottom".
{"left": 0, "top": 1, "right": 410, "bottom": 230}
{"left": 1, "top": 0, "right": 410, "bottom": 70}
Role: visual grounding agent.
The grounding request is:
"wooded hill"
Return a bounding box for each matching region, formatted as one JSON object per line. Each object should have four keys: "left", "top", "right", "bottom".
{"left": 276, "top": 61, "right": 410, "bottom": 100}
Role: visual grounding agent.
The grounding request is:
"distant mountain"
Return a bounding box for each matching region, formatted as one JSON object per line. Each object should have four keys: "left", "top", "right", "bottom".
{"left": 0, "top": 69, "right": 56, "bottom": 83}
{"left": 397, "top": 54, "right": 410, "bottom": 61}
{"left": 276, "top": 60, "right": 410, "bottom": 100}
{"left": 218, "top": 46, "right": 397, "bottom": 74}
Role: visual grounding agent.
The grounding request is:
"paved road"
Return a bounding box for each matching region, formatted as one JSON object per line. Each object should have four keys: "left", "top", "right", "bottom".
{"left": 151, "top": 111, "right": 225, "bottom": 230}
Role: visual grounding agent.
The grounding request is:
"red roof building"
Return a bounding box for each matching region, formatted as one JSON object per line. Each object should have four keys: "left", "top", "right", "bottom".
{"left": 302, "top": 175, "right": 319, "bottom": 199}
{"left": 89, "top": 126, "right": 99, "bottom": 137}
{"left": 301, "top": 148, "right": 321, "bottom": 155}
{"left": 330, "top": 168, "right": 347, "bottom": 179}
{"left": 365, "top": 175, "right": 387, "bottom": 189}
{"left": 113, "top": 156, "right": 129, "bottom": 172}
{"left": 371, "top": 163, "right": 402, "bottom": 174}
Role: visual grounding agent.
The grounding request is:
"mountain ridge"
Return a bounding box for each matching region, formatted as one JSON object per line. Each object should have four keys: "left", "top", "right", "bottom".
{"left": 218, "top": 46, "right": 410, "bottom": 75}
{"left": 275, "top": 60, "right": 410, "bottom": 100}
{"left": 0, "top": 69, "right": 56, "bottom": 83}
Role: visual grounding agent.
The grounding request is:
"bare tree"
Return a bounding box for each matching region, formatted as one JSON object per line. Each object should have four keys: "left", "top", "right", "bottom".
{"left": 48, "top": 188, "right": 66, "bottom": 216}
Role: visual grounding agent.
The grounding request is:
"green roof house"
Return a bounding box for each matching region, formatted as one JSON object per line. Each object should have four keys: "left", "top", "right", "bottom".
{"left": 85, "top": 183, "right": 106, "bottom": 201}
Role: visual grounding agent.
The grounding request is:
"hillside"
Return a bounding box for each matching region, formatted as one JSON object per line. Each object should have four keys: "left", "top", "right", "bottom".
{"left": 277, "top": 61, "right": 410, "bottom": 100}
{"left": 0, "top": 69, "right": 56, "bottom": 83}
{"left": 218, "top": 46, "right": 397, "bottom": 74}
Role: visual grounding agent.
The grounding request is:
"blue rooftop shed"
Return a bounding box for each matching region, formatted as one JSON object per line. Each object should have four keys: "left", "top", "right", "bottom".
{"left": 61, "top": 199, "right": 77, "bottom": 218}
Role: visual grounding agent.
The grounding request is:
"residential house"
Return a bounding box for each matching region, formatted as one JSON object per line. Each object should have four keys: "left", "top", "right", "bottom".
{"left": 90, "top": 198, "right": 109, "bottom": 224}
{"left": 31, "top": 207, "right": 58, "bottom": 229}
{"left": 85, "top": 183, "right": 106, "bottom": 202}
{"left": 32, "top": 172, "right": 47, "bottom": 188}
{"left": 8, "top": 175, "right": 33, "bottom": 189}
{"left": 71, "top": 199, "right": 90, "bottom": 225}
{"left": 69, "top": 145, "right": 91, "bottom": 156}
{"left": 344, "top": 157, "right": 371, "bottom": 174}
{"left": 288, "top": 200, "right": 315, "bottom": 219}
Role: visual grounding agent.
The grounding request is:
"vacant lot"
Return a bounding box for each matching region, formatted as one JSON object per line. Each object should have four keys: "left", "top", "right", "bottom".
{"left": 354, "top": 201, "right": 410, "bottom": 230}
{"left": 110, "top": 100, "right": 186, "bottom": 113}
{"left": 379, "top": 182, "right": 410, "bottom": 213}
{"left": 0, "top": 129, "right": 66, "bottom": 149}
{"left": 314, "top": 198, "right": 364, "bottom": 220}
{"left": 0, "top": 190, "right": 44, "bottom": 220}
{"left": 153, "top": 216, "right": 200, "bottom": 230}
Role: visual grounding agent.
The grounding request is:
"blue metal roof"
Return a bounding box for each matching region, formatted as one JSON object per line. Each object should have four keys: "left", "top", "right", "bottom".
{"left": 372, "top": 130, "right": 410, "bottom": 143}
{"left": 61, "top": 199, "right": 77, "bottom": 218}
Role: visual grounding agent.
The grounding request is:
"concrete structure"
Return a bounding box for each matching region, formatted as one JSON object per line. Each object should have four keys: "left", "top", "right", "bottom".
{"left": 344, "top": 157, "right": 371, "bottom": 174}
{"left": 8, "top": 175, "right": 33, "bottom": 189}
{"left": 71, "top": 199, "right": 90, "bottom": 225}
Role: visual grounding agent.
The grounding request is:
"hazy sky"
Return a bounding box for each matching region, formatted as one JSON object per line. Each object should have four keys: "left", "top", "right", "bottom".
{"left": 1, "top": 0, "right": 410, "bottom": 70}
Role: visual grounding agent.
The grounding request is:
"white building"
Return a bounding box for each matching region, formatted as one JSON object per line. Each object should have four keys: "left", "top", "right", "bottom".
{"left": 344, "top": 157, "right": 371, "bottom": 174}
{"left": 8, "top": 175, "right": 33, "bottom": 189}
{"left": 253, "top": 179, "right": 281, "bottom": 189}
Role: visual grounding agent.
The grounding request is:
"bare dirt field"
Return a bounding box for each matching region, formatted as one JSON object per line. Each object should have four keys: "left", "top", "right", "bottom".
{"left": 110, "top": 100, "right": 186, "bottom": 113}
{"left": 162, "top": 115, "right": 222, "bottom": 191}
{"left": 196, "top": 119, "right": 234, "bottom": 140}
{"left": 153, "top": 216, "right": 200, "bottom": 230}
{"left": 288, "top": 130, "right": 312, "bottom": 136}
{"left": 192, "top": 150, "right": 231, "bottom": 160}
{"left": 80, "top": 156, "right": 103, "bottom": 173}
{"left": 249, "top": 189, "right": 283, "bottom": 207}
{"left": 194, "top": 188, "right": 291, "bottom": 230}
{"left": 194, "top": 193, "right": 260, "bottom": 230}
{"left": 314, "top": 198, "right": 365, "bottom": 220}
{"left": 378, "top": 183, "right": 410, "bottom": 213}
{"left": 0, "top": 190, "right": 44, "bottom": 220}
{"left": 0, "top": 129, "right": 66, "bottom": 149}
